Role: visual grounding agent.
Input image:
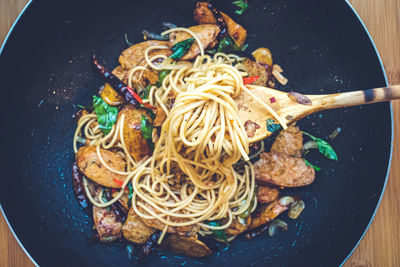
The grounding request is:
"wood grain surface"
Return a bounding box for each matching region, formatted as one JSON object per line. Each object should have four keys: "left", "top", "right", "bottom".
{"left": 0, "top": 0, "right": 399, "bottom": 266}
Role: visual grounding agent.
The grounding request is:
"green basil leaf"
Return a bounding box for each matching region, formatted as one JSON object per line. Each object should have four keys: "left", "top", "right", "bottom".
{"left": 304, "top": 159, "right": 321, "bottom": 171}
{"left": 302, "top": 131, "right": 338, "bottom": 161}
{"left": 206, "top": 221, "right": 229, "bottom": 243}
{"left": 217, "top": 35, "right": 247, "bottom": 54}
{"left": 266, "top": 118, "right": 281, "bottom": 133}
{"left": 141, "top": 114, "right": 154, "bottom": 150}
{"left": 232, "top": 0, "right": 248, "bottom": 15}
{"left": 170, "top": 38, "right": 195, "bottom": 59}
{"left": 93, "top": 95, "right": 118, "bottom": 135}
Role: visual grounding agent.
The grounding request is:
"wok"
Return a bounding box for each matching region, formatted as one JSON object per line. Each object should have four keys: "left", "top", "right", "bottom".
{"left": 0, "top": 0, "right": 392, "bottom": 266}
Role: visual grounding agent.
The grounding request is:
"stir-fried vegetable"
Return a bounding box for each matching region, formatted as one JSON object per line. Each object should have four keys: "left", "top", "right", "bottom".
{"left": 304, "top": 159, "right": 321, "bottom": 171}
{"left": 232, "top": 0, "right": 249, "bottom": 15}
{"left": 93, "top": 95, "right": 118, "bottom": 135}
{"left": 157, "top": 70, "right": 171, "bottom": 86}
{"left": 141, "top": 114, "right": 154, "bottom": 149}
{"left": 170, "top": 38, "right": 195, "bottom": 59}
{"left": 268, "top": 219, "right": 288, "bottom": 237}
{"left": 302, "top": 131, "right": 338, "bottom": 160}
{"left": 140, "top": 85, "right": 152, "bottom": 100}
{"left": 243, "top": 76, "right": 260, "bottom": 85}
{"left": 252, "top": 47, "right": 273, "bottom": 67}
{"left": 288, "top": 200, "right": 305, "bottom": 219}
{"left": 92, "top": 55, "right": 154, "bottom": 109}
{"left": 266, "top": 118, "right": 281, "bottom": 133}
{"left": 217, "top": 35, "right": 247, "bottom": 53}
{"left": 206, "top": 221, "right": 229, "bottom": 243}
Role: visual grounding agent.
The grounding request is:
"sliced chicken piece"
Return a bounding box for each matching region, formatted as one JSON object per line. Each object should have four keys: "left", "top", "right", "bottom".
{"left": 117, "top": 105, "right": 152, "bottom": 161}
{"left": 257, "top": 186, "right": 279, "bottom": 204}
{"left": 194, "top": 2, "right": 247, "bottom": 47}
{"left": 138, "top": 205, "right": 200, "bottom": 236}
{"left": 122, "top": 208, "right": 156, "bottom": 245}
{"left": 254, "top": 152, "right": 315, "bottom": 187}
{"left": 225, "top": 216, "right": 252, "bottom": 235}
{"left": 169, "top": 24, "right": 220, "bottom": 60}
{"left": 270, "top": 125, "right": 303, "bottom": 157}
{"left": 241, "top": 58, "right": 270, "bottom": 86}
{"left": 161, "top": 234, "right": 212, "bottom": 258}
{"left": 119, "top": 40, "right": 172, "bottom": 70}
{"left": 249, "top": 196, "right": 293, "bottom": 229}
{"left": 76, "top": 146, "right": 126, "bottom": 188}
{"left": 93, "top": 205, "right": 123, "bottom": 242}
{"left": 111, "top": 189, "right": 130, "bottom": 211}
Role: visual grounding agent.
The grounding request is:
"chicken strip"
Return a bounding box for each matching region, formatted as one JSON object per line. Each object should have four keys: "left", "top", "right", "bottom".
{"left": 254, "top": 152, "right": 315, "bottom": 187}
{"left": 122, "top": 208, "right": 156, "bottom": 245}
{"left": 256, "top": 185, "right": 279, "bottom": 204}
{"left": 76, "top": 146, "right": 126, "bottom": 188}
{"left": 161, "top": 234, "right": 212, "bottom": 258}
{"left": 270, "top": 125, "right": 303, "bottom": 157}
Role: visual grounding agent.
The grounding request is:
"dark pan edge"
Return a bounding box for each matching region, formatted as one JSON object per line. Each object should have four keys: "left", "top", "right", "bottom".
{"left": 340, "top": 1, "right": 393, "bottom": 266}
{"left": 0, "top": 1, "right": 394, "bottom": 266}
{"left": 0, "top": 1, "right": 39, "bottom": 266}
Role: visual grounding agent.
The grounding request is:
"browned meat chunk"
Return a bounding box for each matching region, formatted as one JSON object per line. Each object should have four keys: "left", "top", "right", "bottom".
{"left": 169, "top": 24, "right": 220, "bottom": 60}
{"left": 242, "top": 58, "right": 269, "bottom": 86}
{"left": 138, "top": 205, "right": 200, "bottom": 236}
{"left": 76, "top": 146, "right": 126, "bottom": 188}
{"left": 254, "top": 152, "right": 315, "bottom": 187}
{"left": 194, "top": 2, "right": 247, "bottom": 47}
{"left": 153, "top": 107, "right": 167, "bottom": 127}
{"left": 93, "top": 205, "right": 123, "bottom": 242}
{"left": 111, "top": 190, "right": 130, "bottom": 211}
{"left": 119, "top": 40, "right": 171, "bottom": 70}
{"left": 161, "top": 235, "right": 212, "bottom": 258}
{"left": 249, "top": 197, "right": 293, "bottom": 229}
{"left": 271, "top": 126, "right": 303, "bottom": 157}
{"left": 117, "top": 105, "right": 152, "bottom": 161}
{"left": 225, "top": 216, "right": 252, "bottom": 235}
{"left": 257, "top": 186, "right": 279, "bottom": 203}
{"left": 122, "top": 208, "right": 156, "bottom": 244}
{"left": 244, "top": 120, "right": 260, "bottom": 138}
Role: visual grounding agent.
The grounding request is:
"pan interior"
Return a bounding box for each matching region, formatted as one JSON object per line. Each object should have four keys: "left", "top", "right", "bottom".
{"left": 0, "top": 0, "right": 391, "bottom": 266}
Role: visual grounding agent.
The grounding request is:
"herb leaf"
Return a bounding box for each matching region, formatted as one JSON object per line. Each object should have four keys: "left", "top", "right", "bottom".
{"left": 140, "top": 85, "right": 152, "bottom": 100}
{"left": 141, "top": 114, "right": 154, "bottom": 150}
{"left": 217, "top": 35, "right": 247, "bottom": 53}
{"left": 302, "top": 131, "right": 338, "bottom": 161}
{"left": 232, "top": 0, "right": 249, "bottom": 15}
{"left": 304, "top": 159, "right": 321, "bottom": 171}
{"left": 266, "top": 118, "right": 281, "bottom": 133}
{"left": 93, "top": 95, "right": 118, "bottom": 135}
{"left": 206, "top": 220, "right": 229, "bottom": 243}
{"left": 170, "top": 38, "right": 195, "bottom": 59}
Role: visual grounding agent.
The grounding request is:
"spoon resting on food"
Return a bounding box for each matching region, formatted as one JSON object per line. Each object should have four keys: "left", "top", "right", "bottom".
{"left": 236, "top": 84, "right": 400, "bottom": 143}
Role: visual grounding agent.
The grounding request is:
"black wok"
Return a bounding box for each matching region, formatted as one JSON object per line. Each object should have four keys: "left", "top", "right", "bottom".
{"left": 0, "top": 0, "right": 392, "bottom": 266}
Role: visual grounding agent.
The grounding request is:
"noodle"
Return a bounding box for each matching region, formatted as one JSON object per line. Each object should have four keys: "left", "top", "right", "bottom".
{"left": 73, "top": 29, "right": 280, "bottom": 242}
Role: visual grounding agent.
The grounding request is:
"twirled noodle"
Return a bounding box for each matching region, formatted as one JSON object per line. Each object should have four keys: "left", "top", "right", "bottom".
{"left": 73, "top": 29, "right": 280, "bottom": 243}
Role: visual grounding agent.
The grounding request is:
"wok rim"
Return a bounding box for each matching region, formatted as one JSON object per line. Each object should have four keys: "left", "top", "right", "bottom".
{"left": 0, "top": 0, "right": 393, "bottom": 266}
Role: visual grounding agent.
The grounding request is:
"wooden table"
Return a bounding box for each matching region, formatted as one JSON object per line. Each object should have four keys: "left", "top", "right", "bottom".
{"left": 1, "top": 0, "right": 399, "bottom": 266}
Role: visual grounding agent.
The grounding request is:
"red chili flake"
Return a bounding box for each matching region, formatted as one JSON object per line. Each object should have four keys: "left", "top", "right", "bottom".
{"left": 269, "top": 97, "right": 276, "bottom": 103}
{"left": 243, "top": 76, "right": 260, "bottom": 85}
{"left": 111, "top": 189, "right": 117, "bottom": 193}
{"left": 113, "top": 178, "right": 124, "bottom": 187}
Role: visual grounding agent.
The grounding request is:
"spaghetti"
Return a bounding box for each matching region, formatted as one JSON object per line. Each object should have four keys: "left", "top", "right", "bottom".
{"left": 73, "top": 27, "right": 283, "bottom": 243}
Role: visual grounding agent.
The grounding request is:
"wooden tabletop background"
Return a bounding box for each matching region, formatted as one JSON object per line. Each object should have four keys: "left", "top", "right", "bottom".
{"left": 0, "top": 0, "right": 399, "bottom": 266}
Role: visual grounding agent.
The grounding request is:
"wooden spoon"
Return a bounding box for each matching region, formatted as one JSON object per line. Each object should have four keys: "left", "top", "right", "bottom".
{"left": 236, "top": 84, "right": 400, "bottom": 143}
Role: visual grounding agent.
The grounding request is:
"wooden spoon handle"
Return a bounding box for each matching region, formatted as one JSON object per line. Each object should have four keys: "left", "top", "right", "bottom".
{"left": 312, "top": 84, "right": 400, "bottom": 109}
